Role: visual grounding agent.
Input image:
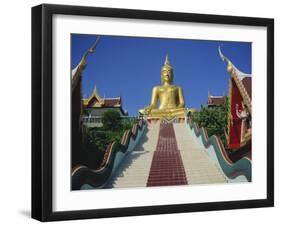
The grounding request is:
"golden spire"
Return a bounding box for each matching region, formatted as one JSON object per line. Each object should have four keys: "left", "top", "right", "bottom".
{"left": 165, "top": 54, "right": 169, "bottom": 65}
{"left": 90, "top": 85, "right": 101, "bottom": 101}
{"left": 93, "top": 85, "right": 98, "bottom": 95}
{"left": 92, "top": 85, "right": 103, "bottom": 103}
{"left": 162, "top": 54, "right": 173, "bottom": 71}
{"left": 84, "top": 84, "right": 103, "bottom": 106}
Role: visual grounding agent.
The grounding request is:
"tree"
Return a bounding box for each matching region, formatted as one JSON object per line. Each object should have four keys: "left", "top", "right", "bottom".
{"left": 101, "top": 110, "right": 122, "bottom": 131}
{"left": 192, "top": 96, "right": 229, "bottom": 145}
{"left": 79, "top": 110, "right": 136, "bottom": 168}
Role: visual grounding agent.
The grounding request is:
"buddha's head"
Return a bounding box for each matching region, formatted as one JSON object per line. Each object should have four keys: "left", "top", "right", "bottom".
{"left": 161, "top": 55, "right": 174, "bottom": 84}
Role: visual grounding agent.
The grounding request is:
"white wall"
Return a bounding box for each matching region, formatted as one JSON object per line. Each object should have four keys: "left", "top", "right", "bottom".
{"left": 0, "top": 0, "right": 279, "bottom": 225}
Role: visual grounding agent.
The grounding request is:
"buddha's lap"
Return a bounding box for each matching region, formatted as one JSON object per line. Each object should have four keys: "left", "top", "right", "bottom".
{"left": 151, "top": 108, "right": 185, "bottom": 113}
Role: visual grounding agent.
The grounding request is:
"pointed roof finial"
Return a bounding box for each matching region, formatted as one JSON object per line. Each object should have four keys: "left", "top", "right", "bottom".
{"left": 218, "top": 45, "right": 231, "bottom": 64}
{"left": 218, "top": 45, "right": 234, "bottom": 73}
{"left": 78, "top": 36, "right": 100, "bottom": 69}
{"left": 92, "top": 85, "right": 101, "bottom": 101}
{"left": 93, "top": 85, "right": 97, "bottom": 94}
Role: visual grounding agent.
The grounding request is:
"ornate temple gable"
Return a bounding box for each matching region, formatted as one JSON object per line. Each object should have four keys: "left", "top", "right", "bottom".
{"left": 86, "top": 96, "right": 103, "bottom": 107}
{"left": 83, "top": 86, "right": 104, "bottom": 108}
{"left": 219, "top": 46, "right": 252, "bottom": 114}
{"left": 219, "top": 46, "right": 252, "bottom": 150}
{"left": 230, "top": 66, "right": 252, "bottom": 114}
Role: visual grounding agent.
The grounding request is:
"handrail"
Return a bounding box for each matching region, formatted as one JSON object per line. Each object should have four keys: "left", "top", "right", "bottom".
{"left": 71, "top": 120, "right": 146, "bottom": 190}
{"left": 187, "top": 120, "right": 252, "bottom": 181}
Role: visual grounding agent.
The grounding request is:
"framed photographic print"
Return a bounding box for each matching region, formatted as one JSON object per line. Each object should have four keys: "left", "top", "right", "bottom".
{"left": 32, "top": 4, "right": 274, "bottom": 221}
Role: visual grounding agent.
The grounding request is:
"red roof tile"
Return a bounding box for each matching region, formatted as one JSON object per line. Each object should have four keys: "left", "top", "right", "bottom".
{"left": 208, "top": 96, "right": 224, "bottom": 106}
{"left": 103, "top": 98, "right": 121, "bottom": 107}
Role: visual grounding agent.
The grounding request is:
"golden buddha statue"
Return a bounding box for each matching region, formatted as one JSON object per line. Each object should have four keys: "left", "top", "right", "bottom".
{"left": 140, "top": 55, "right": 186, "bottom": 119}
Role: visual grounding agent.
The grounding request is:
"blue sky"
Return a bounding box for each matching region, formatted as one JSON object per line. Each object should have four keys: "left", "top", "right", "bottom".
{"left": 71, "top": 34, "right": 251, "bottom": 116}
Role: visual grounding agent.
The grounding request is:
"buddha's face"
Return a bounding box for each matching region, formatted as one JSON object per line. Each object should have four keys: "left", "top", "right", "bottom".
{"left": 161, "top": 69, "right": 173, "bottom": 84}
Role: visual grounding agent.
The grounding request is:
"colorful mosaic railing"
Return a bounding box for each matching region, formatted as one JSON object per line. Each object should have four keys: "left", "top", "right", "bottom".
{"left": 71, "top": 120, "right": 146, "bottom": 190}
{"left": 187, "top": 120, "right": 252, "bottom": 181}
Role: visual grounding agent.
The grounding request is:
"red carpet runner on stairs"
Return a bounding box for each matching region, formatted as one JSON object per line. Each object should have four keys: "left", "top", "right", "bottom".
{"left": 146, "top": 123, "right": 188, "bottom": 187}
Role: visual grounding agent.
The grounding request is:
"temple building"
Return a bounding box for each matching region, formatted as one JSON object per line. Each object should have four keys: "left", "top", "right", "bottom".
{"left": 207, "top": 91, "right": 225, "bottom": 108}
{"left": 219, "top": 46, "right": 252, "bottom": 158}
{"left": 82, "top": 86, "right": 128, "bottom": 127}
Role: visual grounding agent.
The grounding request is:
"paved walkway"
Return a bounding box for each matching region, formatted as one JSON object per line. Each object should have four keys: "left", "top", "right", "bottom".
{"left": 147, "top": 123, "right": 187, "bottom": 186}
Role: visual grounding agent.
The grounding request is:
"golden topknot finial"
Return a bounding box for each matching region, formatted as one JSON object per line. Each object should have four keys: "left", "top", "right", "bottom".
{"left": 165, "top": 54, "right": 169, "bottom": 65}
{"left": 162, "top": 54, "right": 173, "bottom": 71}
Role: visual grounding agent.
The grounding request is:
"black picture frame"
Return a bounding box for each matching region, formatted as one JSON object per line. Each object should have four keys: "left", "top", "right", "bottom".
{"left": 32, "top": 3, "right": 274, "bottom": 222}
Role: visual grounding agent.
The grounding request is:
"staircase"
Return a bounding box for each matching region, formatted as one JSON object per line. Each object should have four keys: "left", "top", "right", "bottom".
{"left": 173, "top": 123, "right": 227, "bottom": 185}
{"left": 106, "top": 122, "right": 227, "bottom": 189}
{"left": 106, "top": 122, "right": 160, "bottom": 188}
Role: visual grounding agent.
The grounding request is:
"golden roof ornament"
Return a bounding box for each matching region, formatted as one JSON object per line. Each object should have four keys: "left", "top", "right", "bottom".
{"left": 72, "top": 36, "right": 100, "bottom": 89}
{"left": 78, "top": 36, "right": 100, "bottom": 70}
{"left": 218, "top": 45, "right": 234, "bottom": 74}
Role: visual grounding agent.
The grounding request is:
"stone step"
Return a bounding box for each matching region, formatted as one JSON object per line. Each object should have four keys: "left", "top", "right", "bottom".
{"left": 107, "top": 122, "right": 228, "bottom": 188}
{"left": 173, "top": 123, "right": 227, "bottom": 184}
{"left": 107, "top": 123, "right": 160, "bottom": 188}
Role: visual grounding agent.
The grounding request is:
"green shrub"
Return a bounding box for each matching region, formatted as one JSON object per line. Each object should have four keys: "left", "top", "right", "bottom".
{"left": 192, "top": 96, "right": 229, "bottom": 146}
{"left": 83, "top": 111, "right": 136, "bottom": 153}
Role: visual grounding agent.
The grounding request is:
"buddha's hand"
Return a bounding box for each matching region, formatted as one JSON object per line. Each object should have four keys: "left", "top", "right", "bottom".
{"left": 144, "top": 106, "right": 153, "bottom": 114}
